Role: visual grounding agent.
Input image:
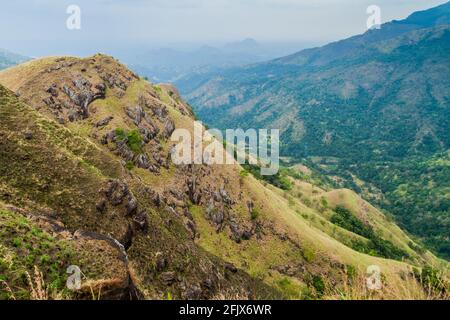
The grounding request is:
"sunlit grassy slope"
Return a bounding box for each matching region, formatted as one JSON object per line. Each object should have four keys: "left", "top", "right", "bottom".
{"left": 0, "top": 55, "right": 447, "bottom": 300}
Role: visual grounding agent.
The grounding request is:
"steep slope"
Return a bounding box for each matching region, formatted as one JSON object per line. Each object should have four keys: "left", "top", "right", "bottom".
{"left": 181, "top": 3, "right": 450, "bottom": 259}
{"left": 276, "top": 1, "right": 450, "bottom": 67}
{"left": 0, "top": 55, "right": 446, "bottom": 300}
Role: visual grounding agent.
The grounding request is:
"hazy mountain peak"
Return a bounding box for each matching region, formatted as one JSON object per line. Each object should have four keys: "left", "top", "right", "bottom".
{"left": 224, "top": 38, "right": 260, "bottom": 52}
{"left": 277, "top": 1, "right": 450, "bottom": 66}
{"left": 403, "top": 0, "right": 450, "bottom": 26}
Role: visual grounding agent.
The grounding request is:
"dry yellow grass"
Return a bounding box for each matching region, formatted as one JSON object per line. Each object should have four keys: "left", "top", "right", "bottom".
{"left": 1, "top": 55, "right": 447, "bottom": 300}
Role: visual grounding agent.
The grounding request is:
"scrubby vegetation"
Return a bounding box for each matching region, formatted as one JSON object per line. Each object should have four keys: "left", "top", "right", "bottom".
{"left": 0, "top": 210, "right": 75, "bottom": 300}
{"left": 114, "top": 128, "right": 144, "bottom": 154}
{"left": 331, "top": 206, "right": 409, "bottom": 260}
{"left": 413, "top": 266, "right": 449, "bottom": 297}
{"left": 0, "top": 53, "right": 447, "bottom": 301}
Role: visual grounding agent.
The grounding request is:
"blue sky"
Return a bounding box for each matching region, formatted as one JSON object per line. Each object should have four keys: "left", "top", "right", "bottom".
{"left": 0, "top": 0, "right": 448, "bottom": 57}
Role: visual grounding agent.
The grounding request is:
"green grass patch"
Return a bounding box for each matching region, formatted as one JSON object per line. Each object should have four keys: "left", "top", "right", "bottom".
{"left": 331, "top": 206, "right": 409, "bottom": 260}
{"left": 114, "top": 128, "right": 144, "bottom": 154}
{"left": 0, "top": 210, "right": 76, "bottom": 299}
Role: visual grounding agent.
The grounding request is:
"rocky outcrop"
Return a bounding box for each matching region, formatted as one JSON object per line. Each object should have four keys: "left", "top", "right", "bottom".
{"left": 64, "top": 76, "right": 105, "bottom": 120}
{"left": 160, "top": 271, "right": 177, "bottom": 286}
{"left": 144, "top": 186, "right": 163, "bottom": 207}
{"left": 150, "top": 103, "right": 168, "bottom": 122}
{"left": 163, "top": 119, "right": 175, "bottom": 139}
{"left": 95, "top": 116, "right": 114, "bottom": 128}
{"left": 72, "top": 229, "right": 142, "bottom": 300}
{"left": 101, "top": 129, "right": 163, "bottom": 173}
{"left": 98, "top": 179, "right": 149, "bottom": 249}
{"left": 5, "top": 205, "right": 142, "bottom": 300}
{"left": 0, "top": 55, "right": 298, "bottom": 301}
{"left": 202, "top": 184, "right": 253, "bottom": 243}
{"left": 133, "top": 210, "right": 149, "bottom": 232}
{"left": 40, "top": 75, "right": 107, "bottom": 123}
{"left": 229, "top": 217, "right": 254, "bottom": 243}
{"left": 104, "top": 179, "right": 130, "bottom": 206}
{"left": 186, "top": 176, "right": 201, "bottom": 205}
{"left": 206, "top": 198, "right": 225, "bottom": 231}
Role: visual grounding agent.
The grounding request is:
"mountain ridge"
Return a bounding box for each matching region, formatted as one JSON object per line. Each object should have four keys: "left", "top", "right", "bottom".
{"left": 181, "top": 3, "right": 450, "bottom": 259}
{"left": 0, "top": 54, "right": 446, "bottom": 299}
{"left": 274, "top": 1, "right": 450, "bottom": 67}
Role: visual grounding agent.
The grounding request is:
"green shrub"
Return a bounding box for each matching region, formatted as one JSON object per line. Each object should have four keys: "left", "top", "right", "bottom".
{"left": 331, "top": 206, "right": 408, "bottom": 260}
{"left": 239, "top": 170, "right": 249, "bottom": 177}
{"left": 125, "top": 161, "right": 135, "bottom": 170}
{"left": 417, "top": 266, "right": 448, "bottom": 293}
{"left": 241, "top": 164, "right": 292, "bottom": 190}
{"left": 114, "top": 128, "right": 143, "bottom": 154}
{"left": 346, "top": 265, "right": 356, "bottom": 280}
{"left": 40, "top": 254, "right": 51, "bottom": 264}
{"left": 12, "top": 238, "right": 22, "bottom": 248}
{"left": 311, "top": 275, "right": 325, "bottom": 297}
{"left": 114, "top": 128, "right": 126, "bottom": 141}
{"left": 302, "top": 248, "right": 315, "bottom": 262}
{"left": 251, "top": 208, "right": 260, "bottom": 220}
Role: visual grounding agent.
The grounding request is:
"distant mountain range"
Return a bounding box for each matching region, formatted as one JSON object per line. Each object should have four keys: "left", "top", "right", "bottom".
{"left": 0, "top": 49, "right": 29, "bottom": 70}
{"left": 129, "top": 39, "right": 311, "bottom": 82}
{"left": 181, "top": 2, "right": 450, "bottom": 259}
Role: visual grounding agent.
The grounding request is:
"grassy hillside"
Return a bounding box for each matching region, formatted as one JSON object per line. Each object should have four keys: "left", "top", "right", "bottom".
{"left": 0, "top": 55, "right": 447, "bottom": 300}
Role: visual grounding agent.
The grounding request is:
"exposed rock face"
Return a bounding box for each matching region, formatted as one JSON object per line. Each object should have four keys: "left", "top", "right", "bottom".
{"left": 155, "top": 252, "right": 168, "bottom": 272}
{"left": 185, "top": 219, "right": 197, "bottom": 240}
{"left": 100, "top": 71, "right": 129, "bottom": 91}
{"left": 229, "top": 217, "right": 244, "bottom": 243}
{"left": 0, "top": 56, "right": 301, "bottom": 301}
{"left": 120, "top": 224, "right": 134, "bottom": 250}
{"left": 5, "top": 206, "right": 142, "bottom": 300}
{"left": 160, "top": 271, "right": 177, "bottom": 285}
{"left": 126, "top": 195, "right": 138, "bottom": 216}
{"left": 96, "top": 199, "right": 107, "bottom": 214}
{"left": 186, "top": 176, "right": 201, "bottom": 205}
{"left": 133, "top": 211, "right": 149, "bottom": 232}
{"left": 10, "top": 55, "right": 139, "bottom": 125}
{"left": 98, "top": 85, "right": 175, "bottom": 173}
{"left": 41, "top": 78, "right": 101, "bottom": 122}
{"left": 139, "top": 125, "right": 158, "bottom": 143}
{"left": 98, "top": 179, "right": 149, "bottom": 249}
{"left": 270, "top": 263, "right": 304, "bottom": 280}
{"left": 182, "top": 284, "right": 202, "bottom": 300}
{"left": 24, "top": 132, "right": 33, "bottom": 140}
{"left": 206, "top": 198, "right": 225, "bottom": 231}
{"left": 201, "top": 183, "right": 253, "bottom": 243}
{"left": 46, "top": 84, "right": 58, "bottom": 97}
{"left": 95, "top": 116, "right": 113, "bottom": 127}
{"left": 163, "top": 119, "right": 175, "bottom": 138}
{"left": 150, "top": 103, "right": 168, "bottom": 122}
{"left": 62, "top": 75, "right": 105, "bottom": 121}
{"left": 145, "top": 187, "right": 162, "bottom": 207}
{"left": 104, "top": 179, "right": 130, "bottom": 206}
